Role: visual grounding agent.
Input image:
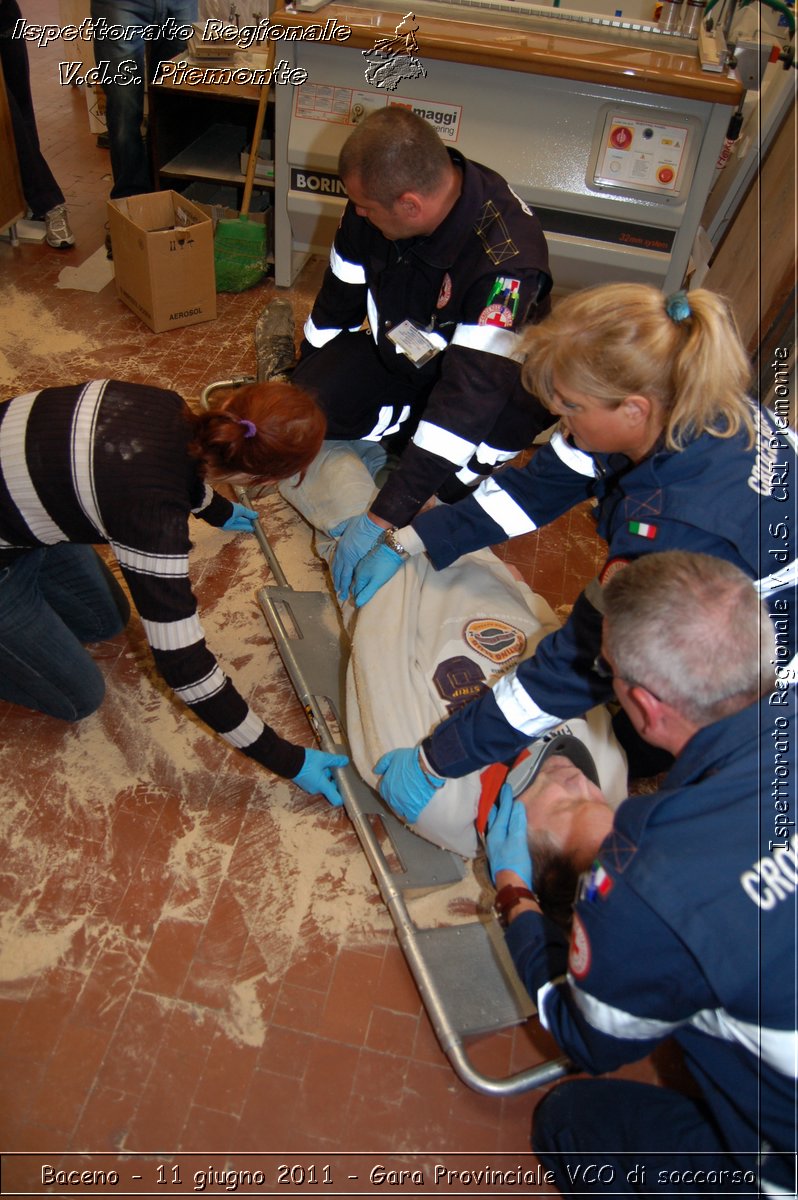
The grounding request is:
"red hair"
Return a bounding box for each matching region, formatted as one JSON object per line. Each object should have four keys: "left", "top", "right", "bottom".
{"left": 188, "top": 382, "right": 326, "bottom": 483}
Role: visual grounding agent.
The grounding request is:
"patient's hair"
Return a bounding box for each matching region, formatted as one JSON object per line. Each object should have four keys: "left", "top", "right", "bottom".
{"left": 530, "top": 832, "right": 581, "bottom": 931}
{"left": 339, "top": 107, "right": 451, "bottom": 207}
{"left": 188, "top": 381, "right": 325, "bottom": 484}
{"left": 603, "top": 551, "right": 775, "bottom": 727}
{"left": 520, "top": 284, "right": 754, "bottom": 451}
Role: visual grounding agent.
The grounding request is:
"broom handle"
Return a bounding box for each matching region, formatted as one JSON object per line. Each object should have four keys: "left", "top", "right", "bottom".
{"left": 241, "top": 83, "right": 270, "bottom": 219}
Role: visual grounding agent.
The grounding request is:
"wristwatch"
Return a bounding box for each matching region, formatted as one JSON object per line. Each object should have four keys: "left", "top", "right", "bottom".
{"left": 383, "top": 527, "right": 409, "bottom": 558}
{"left": 494, "top": 883, "right": 538, "bottom": 925}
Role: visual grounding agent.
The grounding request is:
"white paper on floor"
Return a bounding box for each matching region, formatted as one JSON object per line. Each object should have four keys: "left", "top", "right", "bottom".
{"left": 56, "top": 246, "right": 115, "bottom": 292}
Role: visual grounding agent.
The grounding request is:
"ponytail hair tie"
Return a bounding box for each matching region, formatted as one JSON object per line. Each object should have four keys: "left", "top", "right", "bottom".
{"left": 236, "top": 418, "right": 257, "bottom": 438}
{"left": 665, "top": 290, "right": 692, "bottom": 324}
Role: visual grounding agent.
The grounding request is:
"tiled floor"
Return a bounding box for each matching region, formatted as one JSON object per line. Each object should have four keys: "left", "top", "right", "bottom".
{"left": 0, "top": 2, "right": 675, "bottom": 1185}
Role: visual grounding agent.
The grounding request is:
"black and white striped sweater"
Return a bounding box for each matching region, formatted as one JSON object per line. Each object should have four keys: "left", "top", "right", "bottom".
{"left": 0, "top": 380, "right": 303, "bottom": 778}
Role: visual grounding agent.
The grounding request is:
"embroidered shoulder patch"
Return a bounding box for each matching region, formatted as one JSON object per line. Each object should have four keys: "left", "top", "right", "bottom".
{"left": 436, "top": 272, "right": 453, "bottom": 309}
{"left": 474, "top": 201, "right": 518, "bottom": 266}
{"left": 628, "top": 521, "right": 657, "bottom": 539}
{"left": 599, "top": 557, "right": 630, "bottom": 586}
{"left": 464, "top": 619, "right": 526, "bottom": 664}
{"left": 433, "top": 655, "right": 487, "bottom": 714}
{"left": 478, "top": 304, "right": 515, "bottom": 328}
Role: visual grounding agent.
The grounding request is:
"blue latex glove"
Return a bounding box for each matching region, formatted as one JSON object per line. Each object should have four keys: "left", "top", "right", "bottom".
{"left": 374, "top": 746, "right": 445, "bottom": 825}
{"left": 222, "top": 503, "right": 259, "bottom": 533}
{"left": 485, "top": 783, "right": 533, "bottom": 888}
{"left": 352, "top": 541, "right": 405, "bottom": 608}
{"left": 292, "top": 748, "right": 350, "bottom": 806}
{"left": 329, "top": 513, "right": 384, "bottom": 602}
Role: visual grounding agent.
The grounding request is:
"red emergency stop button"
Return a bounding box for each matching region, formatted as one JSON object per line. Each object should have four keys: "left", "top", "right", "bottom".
{"left": 657, "top": 165, "right": 675, "bottom": 184}
{"left": 610, "top": 125, "right": 633, "bottom": 150}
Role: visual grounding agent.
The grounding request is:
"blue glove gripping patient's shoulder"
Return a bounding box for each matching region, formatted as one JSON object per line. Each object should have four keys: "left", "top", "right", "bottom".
{"left": 353, "top": 541, "right": 404, "bottom": 608}
{"left": 330, "top": 513, "right": 384, "bottom": 601}
{"left": 292, "top": 748, "right": 350, "bottom": 806}
{"left": 485, "top": 784, "right": 534, "bottom": 889}
{"left": 374, "top": 746, "right": 445, "bottom": 825}
{"left": 221, "top": 503, "right": 259, "bottom": 533}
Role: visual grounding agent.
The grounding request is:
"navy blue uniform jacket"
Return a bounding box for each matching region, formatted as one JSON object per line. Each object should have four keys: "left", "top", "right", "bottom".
{"left": 507, "top": 697, "right": 797, "bottom": 1191}
{"left": 411, "top": 407, "right": 798, "bottom": 776}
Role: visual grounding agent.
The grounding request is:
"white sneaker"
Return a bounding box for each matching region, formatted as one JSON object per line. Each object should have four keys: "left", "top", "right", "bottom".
{"left": 44, "top": 204, "right": 75, "bottom": 249}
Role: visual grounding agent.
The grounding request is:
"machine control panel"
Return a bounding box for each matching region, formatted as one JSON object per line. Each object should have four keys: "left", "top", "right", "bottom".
{"left": 589, "top": 104, "right": 701, "bottom": 201}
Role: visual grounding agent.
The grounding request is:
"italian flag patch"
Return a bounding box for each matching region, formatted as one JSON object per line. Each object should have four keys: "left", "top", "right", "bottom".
{"left": 593, "top": 865, "right": 613, "bottom": 898}
{"left": 628, "top": 521, "right": 657, "bottom": 539}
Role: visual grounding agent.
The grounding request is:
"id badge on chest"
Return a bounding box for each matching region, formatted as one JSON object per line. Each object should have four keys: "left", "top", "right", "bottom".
{"left": 386, "top": 319, "right": 441, "bottom": 368}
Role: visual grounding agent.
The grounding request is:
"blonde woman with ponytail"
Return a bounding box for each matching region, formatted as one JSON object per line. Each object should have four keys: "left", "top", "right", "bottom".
{"left": 345, "top": 284, "right": 796, "bottom": 821}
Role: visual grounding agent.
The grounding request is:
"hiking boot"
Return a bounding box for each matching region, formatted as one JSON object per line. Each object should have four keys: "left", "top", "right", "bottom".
{"left": 44, "top": 204, "right": 75, "bottom": 249}
{"left": 255, "top": 298, "right": 296, "bottom": 382}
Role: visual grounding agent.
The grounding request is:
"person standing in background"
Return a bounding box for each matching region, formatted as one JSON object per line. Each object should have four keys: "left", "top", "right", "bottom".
{"left": 91, "top": 0, "right": 196, "bottom": 204}
{"left": 0, "top": 0, "right": 75, "bottom": 248}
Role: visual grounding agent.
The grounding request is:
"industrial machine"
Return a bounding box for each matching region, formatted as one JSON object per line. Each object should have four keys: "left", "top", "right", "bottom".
{"left": 269, "top": 0, "right": 749, "bottom": 290}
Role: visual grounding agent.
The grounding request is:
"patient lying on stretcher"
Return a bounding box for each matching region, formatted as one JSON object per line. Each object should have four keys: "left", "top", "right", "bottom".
{"left": 279, "top": 441, "right": 627, "bottom": 859}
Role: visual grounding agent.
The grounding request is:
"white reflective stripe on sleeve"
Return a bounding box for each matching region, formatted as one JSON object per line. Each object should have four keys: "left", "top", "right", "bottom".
{"left": 425, "top": 330, "right": 448, "bottom": 351}
{"left": 456, "top": 445, "right": 520, "bottom": 485}
{"left": 366, "top": 290, "right": 379, "bottom": 344}
{"left": 0, "top": 391, "right": 67, "bottom": 544}
{"left": 191, "top": 482, "right": 215, "bottom": 514}
{"left": 475, "top": 443, "right": 518, "bottom": 467}
{"left": 413, "top": 420, "right": 476, "bottom": 467}
{"left": 757, "top": 557, "right": 798, "bottom": 598}
{"left": 304, "top": 315, "right": 342, "bottom": 349}
{"left": 364, "top": 405, "right": 410, "bottom": 441}
{"left": 330, "top": 245, "right": 366, "bottom": 285}
{"left": 473, "top": 475, "right": 538, "bottom": 537}
{"left": 455, "top": 465, "right": 480, "bottom": 484}
{"left": 568, "top": 979, "right": 680, "bottom": 1040}
{"left": 535, "top": 977, "right": 566, "bottom": 1032}
{"left": 111, "top": 541, "right": 189, "bottom": 578}
{"left": 492, "top": 670, "right": 559, "bottom": 737}
{"left": 450, "top": 323, "right": 522, "bottom": 361}
{"left": 380, "top": 406, "right": 411, "bottom": 437}
{"left": 550, "top": 429, "right": 598, "bottom": 478}
{"left": 222, "top": 710, "right": 265, "bottom": 749}
{"left": 174, "top": 665, "right": 228, "bottom": 706}
{"left": 72, "top": 380, "right": 108, "bottom": 537}
{"left": 690, "top": 1009, "right": 798, "bottom": 1077}
{"left": 141, "top": 612, "right": 204, "bottom": 653}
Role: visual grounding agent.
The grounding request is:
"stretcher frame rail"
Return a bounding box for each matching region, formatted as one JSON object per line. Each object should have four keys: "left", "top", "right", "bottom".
{"left": 240, "top": 484, "right": 572, "bottom": 1097}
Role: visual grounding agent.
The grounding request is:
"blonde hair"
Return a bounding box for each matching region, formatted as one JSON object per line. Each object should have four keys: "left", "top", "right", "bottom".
{"left": 521, "top": 284, "right": 754, "bottom": 450}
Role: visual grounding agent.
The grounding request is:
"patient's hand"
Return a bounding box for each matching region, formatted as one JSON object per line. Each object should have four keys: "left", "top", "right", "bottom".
{"left": 520, "top": 756, "right": 613, "bottom": 872}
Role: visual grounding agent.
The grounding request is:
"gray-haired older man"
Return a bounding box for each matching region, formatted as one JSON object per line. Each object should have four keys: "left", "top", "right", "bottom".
{"left": 485, "top": 550, "right": 796, "bottom": 1196}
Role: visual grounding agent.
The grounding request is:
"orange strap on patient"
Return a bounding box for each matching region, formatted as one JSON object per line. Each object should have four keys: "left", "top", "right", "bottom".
{"left": 475, "top": 747, "right": 534, "bottom": 835}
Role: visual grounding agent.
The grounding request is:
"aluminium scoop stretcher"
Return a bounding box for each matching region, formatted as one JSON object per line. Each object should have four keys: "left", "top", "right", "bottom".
{"left": 237, "top": 483, "right": 572, "bottom": 1097}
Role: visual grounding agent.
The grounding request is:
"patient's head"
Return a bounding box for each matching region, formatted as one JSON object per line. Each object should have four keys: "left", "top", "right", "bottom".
{"left": 518, "top": 755, "right": 614, "bottom": 927}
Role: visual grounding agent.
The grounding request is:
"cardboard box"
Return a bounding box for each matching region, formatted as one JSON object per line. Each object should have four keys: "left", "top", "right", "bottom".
{"left": 108, "top": 191, "right": 217, "bottom": 333}
{"left": 240, "top": 138, "right": 274, "bottom": 181}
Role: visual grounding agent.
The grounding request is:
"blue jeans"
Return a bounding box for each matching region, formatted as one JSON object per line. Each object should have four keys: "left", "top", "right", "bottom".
{"left": 0, "top": 545, "right": 130, "bottom": 720}
{"left": 91, "top": 0, "right": 198, "bottom": 198}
